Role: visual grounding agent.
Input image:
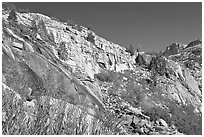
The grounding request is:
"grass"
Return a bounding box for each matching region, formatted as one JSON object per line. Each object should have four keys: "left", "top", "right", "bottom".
{"left": 2, "top": 83, "right": 125, "bottom": 135}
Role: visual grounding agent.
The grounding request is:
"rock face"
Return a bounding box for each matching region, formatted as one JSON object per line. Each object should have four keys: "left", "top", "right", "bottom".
{"left": 162, "top": 43, "right": 186, "bottom": 57}
{"left": 185, "top": 39, "right": 202, "bottom": 49}
{"left": 2, "top": 9, "right": 202, "bottom": 135}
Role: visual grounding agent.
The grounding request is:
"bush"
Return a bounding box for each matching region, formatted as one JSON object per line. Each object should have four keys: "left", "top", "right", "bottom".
{"left": 15, "top": 23, "right": 37, "bottom": 41}
{"left": 72, "top": 25, "right": 83, "bottom": 32}
{"left": 2, "top": 2, "right": 16, "bottom": 11}
{"left": 87, "top": 24, "right": 93, "bottom": 31}
{"left": 125, "top": 44, "right": 135, "bottom": 56}
{"left": 57, "top": 41, "right": 69, "bottom": 61}
{"left": 2, "top": 83, "right": 125, "bottom": 135}
{"left": 51, "top": 16, "right": 60, "bottom": 22}
{"left": 30, "top": 20, "right": 38, "bottom": 32}
{"left": 143, "top": 94, "right": 202, "bottom": 135}
{"left": 87, "top": 32, "right": 95, "bottom": 44}
{"left": 66, "top": 19, "right": 76, "bottom": 26}
{"left": 8, "top": 9, "right": 17, "bottom": 22}
{"left": 47, "top": 31, "right": 55, "bottom": 43}
{"left": 65, "top": 27, "right": 71, "bottom": 31}
{"left": 94, "top": 72, "right": 115, "bottom": 83}
{"left": 38, "top": 20, "right": 46, "bottom": 32}
{"left": 37, "top": 20, "right": 50, "bottom": 42}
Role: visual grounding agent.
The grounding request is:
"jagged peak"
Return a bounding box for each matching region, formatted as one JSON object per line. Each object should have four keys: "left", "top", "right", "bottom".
{"left": 162, "top": 39, "right": 201, "bottom": 57}
{"left": 185, "top": 39, "right": 202, "bottom": 49}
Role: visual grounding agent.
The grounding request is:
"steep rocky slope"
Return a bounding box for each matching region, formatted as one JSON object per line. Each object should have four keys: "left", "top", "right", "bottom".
{"left": 162, "top": 42, "right": 187, "bottom": 57}
{"left": 2, "top": 9, "right": 202, "bottom": 135}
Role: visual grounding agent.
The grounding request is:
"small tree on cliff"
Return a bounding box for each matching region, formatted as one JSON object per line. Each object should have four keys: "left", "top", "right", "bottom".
{"left": 8, "top": 9, "right": 17, "bottom": 23}
{"left": 87, "top": 32, "right": 95, "bottom": 44}
{"left": 30, "top": 19, "right": 38, "bottom": 32}
{"left": 2, "top": 2, "right": 16, "bottom": 11}
{"left": 126, "top": 44, "right": 135, "bottom": 56}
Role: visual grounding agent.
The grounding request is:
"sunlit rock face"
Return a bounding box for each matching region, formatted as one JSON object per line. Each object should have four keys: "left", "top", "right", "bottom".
{"left": 2, "top": 9, "right": 202, "bottom": 135}
{"left": 162, "top": 43, "right": 187, "bottom": 57}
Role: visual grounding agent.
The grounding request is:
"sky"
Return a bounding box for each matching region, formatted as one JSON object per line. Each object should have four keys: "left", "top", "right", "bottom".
{"left": 12, "top": 2, "right": 201, "bottom": 52}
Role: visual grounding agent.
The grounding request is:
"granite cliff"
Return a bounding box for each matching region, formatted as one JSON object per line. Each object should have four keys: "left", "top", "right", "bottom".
{"left": 2, "top": 8, "right": 202, "bottom": 135}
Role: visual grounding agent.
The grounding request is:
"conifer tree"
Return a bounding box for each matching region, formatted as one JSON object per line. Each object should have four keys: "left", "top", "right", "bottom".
{"left": 8, "top": 9, "right": 17, "bottom": 22}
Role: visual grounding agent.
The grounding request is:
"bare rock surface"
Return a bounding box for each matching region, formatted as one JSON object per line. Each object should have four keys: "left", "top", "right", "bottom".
{"left": 2, "top": 9, "right": 202, "bottom": 135}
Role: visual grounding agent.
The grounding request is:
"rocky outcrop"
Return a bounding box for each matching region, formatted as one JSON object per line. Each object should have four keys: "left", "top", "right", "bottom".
{"left": 162, "top": 43, "right": 186, "bottom": 57}
{"left": 135, "top": 53, "right": 146, "bottom": 66}
{"left": 185, "top": 39, "right": 201, "bottom": 49}
{"left": 2, "top": 9, "right": 202, "bottom": 135}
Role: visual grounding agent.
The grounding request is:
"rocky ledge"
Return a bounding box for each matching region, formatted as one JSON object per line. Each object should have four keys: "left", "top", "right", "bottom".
{"left": 2, "top": 8, "right": 202, "bottom": 135}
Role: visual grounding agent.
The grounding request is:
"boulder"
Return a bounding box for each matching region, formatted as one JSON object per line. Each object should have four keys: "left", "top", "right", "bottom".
{"left": 156, "top": 118, "right": 168, "bottom": 128}
{"left": 162, "top": 43, "right": 185, "bottom": 57}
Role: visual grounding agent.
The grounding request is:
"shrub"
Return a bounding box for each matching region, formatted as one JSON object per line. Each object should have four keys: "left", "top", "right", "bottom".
{"left": 51, "top": 16, "right": 60, "bottom": 22}
{"left": 87, "top": 25, "right": 93, "bottom": 30}
{"left": 8, "top": 9, "right": 17, "bottom": 22}
{"left": 87, "top": 32, "right": 95, "bottom": 44}
{"left": 30, "top": 20, "right": 38, "bottom": 33}
{"left": 125, "top": 44, "right": 135, "bottom": 56}
{"left": 65, "top": 27, "right": 71, "bottom": 31}
{"left": 57, "top": 41, "right": 69, "bottom": 61}
{"left": 37, "top": 19, "right": 50, "bottom": 42}
{"left": 2, "top": 2, "right": 16, "bottom": 11}
{"left": 2, "top": 83, "right": 126, "bottom": 135}
{"left": 143, "top": 92, "right": 202, "bottom": 135}
{"left": 47, "top": 31, "right": 55, "bottom": 43}
{"left": 38, "top": 20, "right": 47, "bottom": 32}
{"left": 94, "top": 72, "right": 113, "bottom": 83}
{"left": 66, "top": 19, "right": 76, "bottom": 26}
{"left": 71, "top": 24, "right": 82, "bottom": 32}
